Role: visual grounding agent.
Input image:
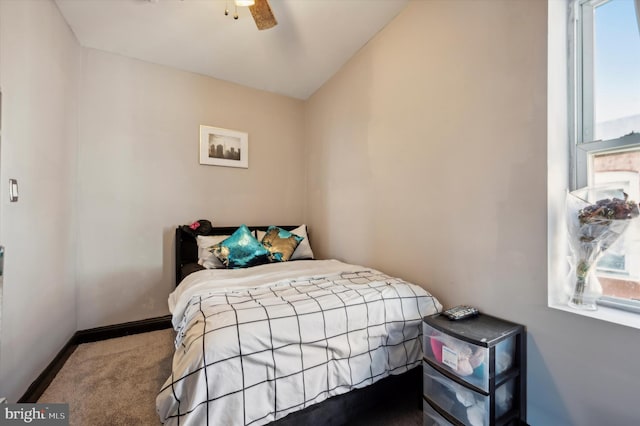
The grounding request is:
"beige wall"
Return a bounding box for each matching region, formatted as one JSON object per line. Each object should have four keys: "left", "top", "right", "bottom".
{"left": 76, "top": 49, "right": 305, "bottom": 328}
{"left": 0, "top": 0, "right": 80, "bottom": 401}
{"left": 0, "top": 0, "right": 306, "bottom": 399}
{"left": 3, "top": 0, "right": 640, "bottom": 422}
{"left": 306, "top": 0, "right": 546, "bottom": 295}
{"left": 305, "top": 0, "right": 640, "bottom": 424}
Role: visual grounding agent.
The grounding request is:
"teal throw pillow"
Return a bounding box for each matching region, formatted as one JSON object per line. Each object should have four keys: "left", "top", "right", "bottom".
{"left": 212, "top": 225, "right": 270, "bottom": 268}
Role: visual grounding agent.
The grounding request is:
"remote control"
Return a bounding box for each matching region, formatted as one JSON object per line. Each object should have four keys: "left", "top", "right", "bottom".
{"left": 442, "top": 305, "right": 479, "bottom": 320}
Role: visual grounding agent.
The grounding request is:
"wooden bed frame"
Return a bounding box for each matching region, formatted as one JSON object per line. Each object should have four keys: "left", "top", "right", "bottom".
{"left": 173, "top": 225, "right": 422, "bottom": 425}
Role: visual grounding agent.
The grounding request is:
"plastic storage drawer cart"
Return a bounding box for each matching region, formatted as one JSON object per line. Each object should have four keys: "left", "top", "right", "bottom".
{"left": 422, "top": 313, "right": 526, "bottom": 426}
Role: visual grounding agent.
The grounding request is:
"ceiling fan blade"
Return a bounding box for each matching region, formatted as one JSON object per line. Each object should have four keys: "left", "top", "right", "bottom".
{"left": 249, "top": 0, "right": 277, "bottom": 30}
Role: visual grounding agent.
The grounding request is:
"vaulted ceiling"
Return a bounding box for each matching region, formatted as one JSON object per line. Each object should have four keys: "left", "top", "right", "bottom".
{"left": 55, "top": 0, "right": 409, "bottom": 99}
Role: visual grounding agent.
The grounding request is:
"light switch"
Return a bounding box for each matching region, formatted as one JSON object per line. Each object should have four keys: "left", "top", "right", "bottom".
{"left": 9, "top": 179, "right": 18, "bottom": 202}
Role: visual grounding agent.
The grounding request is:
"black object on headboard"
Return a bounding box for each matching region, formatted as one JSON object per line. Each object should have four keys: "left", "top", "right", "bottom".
{"left": 174, "top": 225, "right": 300, "bottom": 287}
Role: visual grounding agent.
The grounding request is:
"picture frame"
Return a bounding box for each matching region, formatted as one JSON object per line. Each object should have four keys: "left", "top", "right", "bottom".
{"left": 199, "top": 125, "right": 248, "bottom": 168}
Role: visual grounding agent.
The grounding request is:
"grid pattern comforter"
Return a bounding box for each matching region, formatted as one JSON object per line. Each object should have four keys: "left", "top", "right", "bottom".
{"left": 157, "top": 260, "right": 442, "bottom": 426}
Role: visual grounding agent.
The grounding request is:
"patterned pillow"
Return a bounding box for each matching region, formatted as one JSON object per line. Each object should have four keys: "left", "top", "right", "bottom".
{"left": 261, "top": 226, "right": 304, "bottom": 262}
{"left": 212, "top": 225, "right": 270, "bottom": 268}
{"left": 255, "top": 224, "right": 314, "bottom": 260}
{"left": 196, "top": 235, "right": 229, "bottom": 269}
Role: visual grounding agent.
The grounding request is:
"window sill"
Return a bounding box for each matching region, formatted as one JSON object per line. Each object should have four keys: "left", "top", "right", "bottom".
{"left": 549, "top": 302, "right": 640, "bottom": 330}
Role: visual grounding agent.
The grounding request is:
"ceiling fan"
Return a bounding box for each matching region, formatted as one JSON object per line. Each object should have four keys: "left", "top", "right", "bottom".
{"left": 147, "top": 0, "right": 277, "bottom": 31}
{"left": 227, "top": 0, "right": 278, "bottom": 30}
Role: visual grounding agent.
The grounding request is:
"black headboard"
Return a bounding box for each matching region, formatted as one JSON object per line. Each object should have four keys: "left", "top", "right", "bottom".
{"left": 175, "top": 225, "right": 300, "bottom": 286}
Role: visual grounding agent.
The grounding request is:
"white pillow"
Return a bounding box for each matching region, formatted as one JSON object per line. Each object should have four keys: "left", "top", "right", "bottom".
{"left": 256, "top": 225, "right": 314, "bottom": 260}
{"left": 196, "top": 235, "right": 229, "bottom": 269}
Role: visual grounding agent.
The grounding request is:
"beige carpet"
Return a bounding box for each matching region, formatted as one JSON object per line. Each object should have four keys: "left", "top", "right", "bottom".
{"left": 38, "top": 328, "right": 174, "bottom": 426}
{"left": 38, "top": 328, "right": 421, "bottom": 426}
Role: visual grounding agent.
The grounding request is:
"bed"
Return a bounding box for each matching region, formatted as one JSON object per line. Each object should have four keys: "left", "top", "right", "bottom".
{"left": 157, "top": 225, "right": 442, "bottom": 425}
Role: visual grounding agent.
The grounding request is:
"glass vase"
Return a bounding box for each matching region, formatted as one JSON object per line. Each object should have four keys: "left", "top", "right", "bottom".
{"left": 567, "top": 243, "right": 602, "bottom": 310}
{"left": 565, "top": 185, "right": 638, "bottom": 311}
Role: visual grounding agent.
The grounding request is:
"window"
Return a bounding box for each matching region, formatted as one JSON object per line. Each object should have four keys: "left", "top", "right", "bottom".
{"left": 571, "top": 0, "right": 640, "bottom": 313}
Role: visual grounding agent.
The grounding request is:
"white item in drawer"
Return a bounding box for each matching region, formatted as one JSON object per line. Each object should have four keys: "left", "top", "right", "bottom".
{"left": 422, "top": 361, "right": 515, "bottom": 426}
{"left": 422, "top": 322, "right": 517, "bottom": 392}
{"left": 423, "top": 323, "right": 488, "bottom": 390}
{"left": 495, "top": 337, "right": 514, "bottom": 375}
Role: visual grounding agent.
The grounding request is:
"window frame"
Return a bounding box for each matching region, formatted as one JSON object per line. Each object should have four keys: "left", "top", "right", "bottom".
{"left": 569, "top": 0, "right": 640, "bottom": 312}
{"left": 575, "top": 134, "right": 640, "bottom": 189}
{"left": 571, "top": 0, "right": 640, "bottom": 189}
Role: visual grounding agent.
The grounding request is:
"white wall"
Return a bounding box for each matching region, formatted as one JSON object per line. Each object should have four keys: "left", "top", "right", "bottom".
{"left": 304, "top": 0, "right": 640, "bottom": 424}
{"left": 0, "top": 0, "right": 80, "bottom": 402}
{"left": 76, "top": 49, "right": 306, "bottom": 329}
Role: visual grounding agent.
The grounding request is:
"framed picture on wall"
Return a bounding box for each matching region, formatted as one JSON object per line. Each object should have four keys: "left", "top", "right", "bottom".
{"left": 199, "top": 125, "right": 248, "bottom": 168}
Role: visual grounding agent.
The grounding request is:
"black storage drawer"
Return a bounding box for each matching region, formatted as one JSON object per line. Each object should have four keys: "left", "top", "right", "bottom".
{"left": 422, "top": 313, "right": 526, "bottom": 426}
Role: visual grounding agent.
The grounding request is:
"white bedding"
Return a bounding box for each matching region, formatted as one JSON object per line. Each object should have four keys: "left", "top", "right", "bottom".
{"left": 156, "top": 259, "right": 442, "bottom": 426}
